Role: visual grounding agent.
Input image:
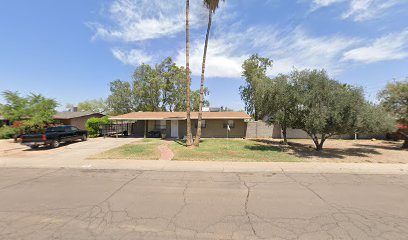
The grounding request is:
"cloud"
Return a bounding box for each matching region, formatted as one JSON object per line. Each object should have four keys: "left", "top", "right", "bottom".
{"left": 312, "top": 0, "right": 344, "bottom": 9}
{"left": 175, "top": 26, "right": 359, "bottom": 78}
{"left": 342, "top": 0, "right": 402, "bottom": 21}
{"left": 111, "top": 48, "right": 152, "bottom": 65}
{"left": 90, "top": 0, "right": 207, "bottom": 42}
{"left": 343, "top": 29, "right": 408, "bottom": 63}
{"left": 311, "top": 0, "right": 404, "bottom": 21}
{"left": 175, "top": 32, "right": 248, "bottom": 78}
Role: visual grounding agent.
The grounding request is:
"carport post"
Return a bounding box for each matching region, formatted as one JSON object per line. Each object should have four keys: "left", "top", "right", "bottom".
{"left": 144, "top": 120, "right": 147, "bottom": 138}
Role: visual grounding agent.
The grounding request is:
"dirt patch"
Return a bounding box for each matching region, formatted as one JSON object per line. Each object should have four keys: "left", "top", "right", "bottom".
{"left": 158, "top": 141, "right": 174, "bottom": 160}
{"left": 252, "top": 139, "right": 408, "bottom": 164}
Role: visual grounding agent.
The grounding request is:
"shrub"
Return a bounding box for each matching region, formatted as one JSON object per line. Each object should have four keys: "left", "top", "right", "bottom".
{"left": 0, "top": 126, "right": 20, "bottom": 139}
{"left": 86, "top": 116, "right": 110, "bottom": 137}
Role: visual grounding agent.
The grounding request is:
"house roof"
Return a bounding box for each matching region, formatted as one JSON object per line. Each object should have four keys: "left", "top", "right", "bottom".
{"left": 54, "top": 111, "right": 105, "bottom": 120}
{"left": 110, "top": 112, "right": 251, "bottom": 121}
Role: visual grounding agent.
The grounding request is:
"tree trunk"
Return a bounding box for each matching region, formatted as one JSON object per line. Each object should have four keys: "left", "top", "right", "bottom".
{"left": 194, "top": 9, "right": 212, "bottom": 147}
{"left": 282, "top": 127, "right": 288, "bottom": 144}
{"left": 400, "top": 131, "right": 408, "bottom": 148}
{"left": 310, "top": 134, "right": 326, "bottom": 151}
{"left": 185, "top": 0, "right": 193, "bottom": 147}
{"left": 316, "top": 138, "right": 326, "bottom": 151}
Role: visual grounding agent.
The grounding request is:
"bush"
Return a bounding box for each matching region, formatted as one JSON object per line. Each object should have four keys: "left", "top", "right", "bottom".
{"left": 86, "top": 116, "right": 110, "bottom": 137}
{"left": 0, "top": 126, "right": 20, "bottom": 139}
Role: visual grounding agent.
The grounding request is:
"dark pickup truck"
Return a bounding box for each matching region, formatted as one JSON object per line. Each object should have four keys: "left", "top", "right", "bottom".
{"left": 21, "top": 126, "right": 88, "bottom": 149}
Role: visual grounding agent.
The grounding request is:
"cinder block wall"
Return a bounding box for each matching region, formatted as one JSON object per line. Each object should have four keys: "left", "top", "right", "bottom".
{"left": 246, "top": 121, "right": 278, "bottom": 138}
{"left": 246, "top": 120, "right": 387, "bottom": 140}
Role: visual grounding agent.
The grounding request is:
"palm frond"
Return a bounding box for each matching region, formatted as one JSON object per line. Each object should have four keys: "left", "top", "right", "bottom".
{"left": 203, "top": 0, "right": 224, "bottom": 13}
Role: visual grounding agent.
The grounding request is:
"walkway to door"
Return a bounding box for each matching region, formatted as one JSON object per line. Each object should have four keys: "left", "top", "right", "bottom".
{"left": 158, "top": 141, "right": 174, "bottom": 160}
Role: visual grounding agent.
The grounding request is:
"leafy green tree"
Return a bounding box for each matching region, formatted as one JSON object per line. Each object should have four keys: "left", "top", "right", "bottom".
{"left": 106, "top": 57, "right": 209, "bottom": 115}
{"left": 1, "top": 91, "right": 28, "bottom": 122}
{"left": 78, "top": 99, "right": 109, "bottom": 114}
{"left": 133, "top": 63, "right": 162, "bottom": 112}
{"left": 0, "top": 103, "right": 4, "bottom": 115}
{"left": 194, "top": 0, "right": 224, "bottom": 146}
{"left": 170, "top": 67, "right": 189, "bottom": 111}
{"left": 259, "top": 74, "right": 300, "bottom": 144}
{"left": 191, "top": 88, "right": 210, "bottom": 112}
{"left": 25, "top": 93, "right": 58, "bottom": 131}
{"left": 379, "top": 79, "right": 408, "bottom": 148}
{"left": 291, "top": 69, "right": 366, "bottom": 151}
{"left": 156, "top": 57, "right": 190, "bottom": 112}
{"left": 356, "top": 103, "right": 396, "bottom": 136}
{"left": 86, "top": 116, "right": 110, "bottom": 137}
{"left": 240, "top": 54, "right": 273, "bottom": 120}
{"left": 107, "top": 80, "right": 134, "bottom": 115}
{"left": 0, "top": 126, "right": 20, "bottom": 139}
{"left": 65, "top": 99, "right": 109, "bottom": 114}
{"left": 1, "top": 91, "right": 58, "bottom": 135}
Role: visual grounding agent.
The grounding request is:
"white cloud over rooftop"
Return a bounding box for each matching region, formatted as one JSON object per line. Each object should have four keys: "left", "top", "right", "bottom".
{"left": 90, "top": 0, "right": 408, "bottom": 78}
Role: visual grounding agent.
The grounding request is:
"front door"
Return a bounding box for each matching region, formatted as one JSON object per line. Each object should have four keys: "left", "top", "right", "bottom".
{"left": 171, "top": 120, "right": 179, "bottom": 138}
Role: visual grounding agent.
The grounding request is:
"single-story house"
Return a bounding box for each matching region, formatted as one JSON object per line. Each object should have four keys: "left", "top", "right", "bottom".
{"left": 0, "top": 112, "right": 105, "bottom": 130}
{"left": 53, "top": 112, "right": 105, "bottom": 130}
{"left": 110, "top": 112, "right": 251, "bottom": 138}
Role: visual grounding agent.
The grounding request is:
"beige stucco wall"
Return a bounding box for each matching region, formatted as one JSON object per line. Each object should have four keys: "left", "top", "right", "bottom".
{"left": 55, "top": 113, "right": 105, "bottom": 130}
{"left": 147, "top": 120, "right": 155, "bottom": 131}
{"left": 177, "top": 119, "right": 246, "bottom": 138}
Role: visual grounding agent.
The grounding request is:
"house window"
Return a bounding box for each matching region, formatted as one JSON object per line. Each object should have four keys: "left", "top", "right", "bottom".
{"left": 223, "top": 120, "right": 235, "bottom": 128}
{"left": 155, "top": 120, "right": 167, "bottom": 130}
{"left": 195, "top": 120, "right": 206, "bottom": 128}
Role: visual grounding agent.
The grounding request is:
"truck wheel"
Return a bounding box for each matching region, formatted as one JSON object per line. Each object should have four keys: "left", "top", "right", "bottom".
{"left": 81, "top": 134, "right": 87, "bottom": 141}
{"left": 51, "top": 140, "right": 60, "bottom": 148}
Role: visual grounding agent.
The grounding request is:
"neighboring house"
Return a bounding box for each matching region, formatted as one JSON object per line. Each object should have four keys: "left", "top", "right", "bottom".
{"left": 0, "top": 112, "right": 105, "bottom": 130}
{"left": 54, "top": 112, "right": 105, "bottom": 130}
{"left": 110, "top": 112, "right": 251, "bottom": 138}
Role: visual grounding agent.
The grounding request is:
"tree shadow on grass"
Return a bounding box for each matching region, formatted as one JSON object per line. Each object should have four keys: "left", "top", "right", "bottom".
{"left": 174, "top": 139, "right": 186, "bottom": 146}
{"left": 249, "top": 139, "right": 382, "bottom": 159}
{"left": 354, "top": 142, "right": 407, "bottom": 151}
{"left": 173, "top": 139, "right": 206, "bottom": 147}
{"left": 244, "top": 143, "right": 283, "bottom": 152}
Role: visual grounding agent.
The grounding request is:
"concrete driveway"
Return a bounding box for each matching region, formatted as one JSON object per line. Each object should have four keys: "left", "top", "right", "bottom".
{"left": 0, "top": 137, "right": 137, "bottom": 161}
{"left": 0, "top": 168, "right": 407, "bottom": 240}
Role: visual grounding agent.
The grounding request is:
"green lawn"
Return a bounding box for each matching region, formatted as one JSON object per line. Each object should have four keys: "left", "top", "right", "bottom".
{"left": 89, "top": 139, "right": 161, "bottom": 160}
{"left": 170, "top": 139, "right": 299, "bottom": 162}
{"left": 90, "top": 138, "right": 299, "bottom": 162}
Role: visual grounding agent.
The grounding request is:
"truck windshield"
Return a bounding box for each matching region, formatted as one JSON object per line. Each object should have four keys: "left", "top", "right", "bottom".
{"left": 46, "top": 127, "right": 66, "bottom": 132}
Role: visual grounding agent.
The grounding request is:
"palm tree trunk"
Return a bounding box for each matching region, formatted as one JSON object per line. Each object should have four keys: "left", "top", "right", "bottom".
{"left": 194, "top": 9, "right": 213, "bottom": 146}
{"left": 185, "top": 0, "right": 193, "bottom": 147}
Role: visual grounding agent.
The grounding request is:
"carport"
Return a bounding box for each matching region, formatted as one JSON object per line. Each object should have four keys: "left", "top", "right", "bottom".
{"left": 109, "top": 113, "right": 186, "bottom": 138}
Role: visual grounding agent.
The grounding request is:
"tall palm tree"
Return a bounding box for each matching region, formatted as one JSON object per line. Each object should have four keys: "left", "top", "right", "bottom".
{"left": 194, "top": 0, "right": 223, "bottom": 146}
{"left": 185, "top": 0, "right": 193, "bottom": 147}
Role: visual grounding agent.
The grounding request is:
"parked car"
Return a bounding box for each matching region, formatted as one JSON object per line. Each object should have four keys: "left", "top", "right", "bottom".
{"left": 21, "top": 125, "right": 88, "bottom": 149}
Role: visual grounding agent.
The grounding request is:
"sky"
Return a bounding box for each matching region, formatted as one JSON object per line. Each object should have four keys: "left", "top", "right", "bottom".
{"left": 0, "top": 0, "right": 407, "bottom": 111}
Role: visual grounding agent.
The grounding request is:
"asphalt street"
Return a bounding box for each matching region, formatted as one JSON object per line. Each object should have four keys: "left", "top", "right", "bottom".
{"left": 0, "top": 168, "right": 407, "bottom": 240}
